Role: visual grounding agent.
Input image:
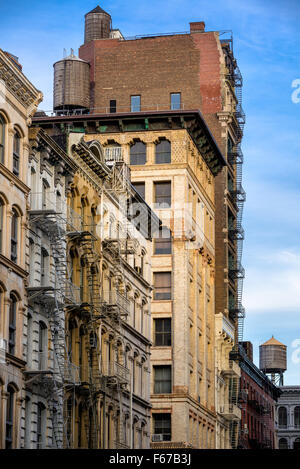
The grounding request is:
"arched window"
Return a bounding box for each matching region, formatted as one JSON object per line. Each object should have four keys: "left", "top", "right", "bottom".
{"left": 11, "top": 208, "right": 19, "bottom": 263}
{"left": 37, "top": 402, "right": 46, "bottom": 448}
{"left": 0, "top": 114, "right": 5, "bottom": 164}
{"left": 13, "top": 129, "right": 21, "bottom": 176}
{"left": 279, "top": 437, "right": 288, "bottom": 449}
{"left": 155, "top": 140, "right": 171, "bottom": 164}
{"left": 0, "top": 197, "right": 4, "bottom": 253}
{"left": 294, "top": 406, "right": 300, "bottom": 428}
{"left": 278, "top": 406, "right": 287, "bottom": 428}
{"left": 5, "top": 385, "right": 16, "bottom": 448}
{"left": 130, "top": 142, "right": 146, "bottom": 166}
{"left": 38, "top": 321, "right": 47, "bottom": 370}
{"left": 9, "top": 293, "right": 18, "bottom": 355}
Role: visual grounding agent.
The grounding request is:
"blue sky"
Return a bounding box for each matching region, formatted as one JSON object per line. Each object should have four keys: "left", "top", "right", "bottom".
{"left": 1, "top": 0, "right": 300, "bottom": 384}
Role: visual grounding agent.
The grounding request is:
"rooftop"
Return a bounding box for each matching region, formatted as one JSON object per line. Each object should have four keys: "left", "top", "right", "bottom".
{"left": 261, "top": 336, "right": 286, "bottom": 347}
{"left": 85, "top": 5, "right": 111, "bottom": 17}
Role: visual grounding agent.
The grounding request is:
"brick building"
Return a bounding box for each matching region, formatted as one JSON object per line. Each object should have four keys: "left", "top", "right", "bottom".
{"left": 77, "top": 5, "right": 246, "bottom": 448}
{"left": 238, "top": 342, "right": 281, "bottom": 449}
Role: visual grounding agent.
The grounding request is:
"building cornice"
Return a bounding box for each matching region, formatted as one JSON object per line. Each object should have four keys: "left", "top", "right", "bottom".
{"left": 0, "top": 49, "right": 43, "bottom": 114}
{"left": 0, "top": 253, "right": 28, "bottom": 278}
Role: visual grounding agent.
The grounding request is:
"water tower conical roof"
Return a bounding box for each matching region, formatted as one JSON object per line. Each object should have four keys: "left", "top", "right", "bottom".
{"left": 261, "top": 336, "right": 286, "bottom": 347}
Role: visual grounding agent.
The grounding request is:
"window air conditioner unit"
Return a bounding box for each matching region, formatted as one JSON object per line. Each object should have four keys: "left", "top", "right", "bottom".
{"left": 152, "top": 434, "right": 163, "bottom": 442}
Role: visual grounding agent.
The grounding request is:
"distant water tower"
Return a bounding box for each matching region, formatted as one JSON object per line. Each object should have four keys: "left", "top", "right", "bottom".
{"left": 84, "top": 5, "right": 112, "bottom": 43}
{"left": 53, "top": 49, "right": 90, "bottom": 112}
{"left": 259, "top": 336, "right": 287, "bottom": 386}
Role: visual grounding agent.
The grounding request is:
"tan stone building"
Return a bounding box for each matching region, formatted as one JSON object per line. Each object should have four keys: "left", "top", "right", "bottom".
{"left": 0, "top": 48, "right": 42, "bottom": 448}
{"left": 33, "top": 109, "right": 225, "bottom": 448}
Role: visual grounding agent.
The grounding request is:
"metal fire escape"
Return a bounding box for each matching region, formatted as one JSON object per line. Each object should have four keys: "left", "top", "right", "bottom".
{"left": 26, "top": 192, "right": 81, "bottom": 448}
{"left": 228, "top": 63, "right": 246, "bottom": 347}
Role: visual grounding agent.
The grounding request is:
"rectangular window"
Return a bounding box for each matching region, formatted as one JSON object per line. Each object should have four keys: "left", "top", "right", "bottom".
{"left": 132, "top": 182, "right": 145, "bottom": 200}
{"left": 154, "top": 272, "right": 171, "bottom": 300}
{"left": 170, "top": 93, "right": 181, "bottom": 110}
{"left": 154, "top": 181, "right": 171, "bottom": 207}
{"left": 154, "top": 227, "right": 172, "bottom": 255}
{"left": 154, "top": 366, "right": 171, "bottom": 394}
{"left": 131, "top": 95, "right": 141, "bottom": 112}
{"left": 110, "top": 100, "right": 116, "bottom": 113}
{"left": 154, "top": 318, "right": 171, "bottom": 346}
{"left": 153, "top": 413, "right": 171, "bottom": 441}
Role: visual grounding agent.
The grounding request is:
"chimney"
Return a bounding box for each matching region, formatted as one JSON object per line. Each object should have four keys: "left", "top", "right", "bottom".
{"left": 190, "top": 22, "right": 205, "bottom": 33}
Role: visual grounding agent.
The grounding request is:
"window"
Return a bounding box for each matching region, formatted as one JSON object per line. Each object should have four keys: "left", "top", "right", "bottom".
{"left": 131, "top": 95, "right": 141, "bottom": 112}
{"left": 279, "top": 438, "right": 288, "bottom": 449}
{"left": 9, "top": 294, "right": 17, "bottom": 355}
{"left": 5, "top": 385, "right": 15, "bottom": 448}
{"left": 13, "top": 129, "right": 21, "bottom": 176}
{"left": 295, "top": 406, "right": 300, "bottom": 428}
{"left": 130, "top": 142, "right": 146, "bottom": 165}
{"left": 153, "top": 272, "right": 171, "bottom": 300}
{"left": 38, "top": 321, "right": 47, "bottom": 370}
{"left": 41, "top": 248, "right": 49, "bottom": 286}
{"left": 37, "top": 402, "right": 46, "bottom": 448}
{"left": 109, "top": 100, "right": 116, "bottom": 113}
{"left": 154, "top": 226, "right": 172, "bottom": 255}
{"left": 154, "top": 181, "right": 171, "bottom": 207}
{"left": 11, "top": 208, "right": 18, "bottom": 263}
{"left": 154, "top": 366, "right": 172, "bottom": 393}
{"left": 155, "top": 140, "right": 171, "bottom": 164}
{"left": 132, "top": 182, "right": 145, "bottom": 200}
{"left": 0, "top": 115, "right": 5, "bottom": 164}
{"left": 0, "top": 197, "right": 4, "bottom": 253}
{"left": 278, "top": 406, "right": 287, "bottom": 427}
{"left": 153, "top": 413, "right": 171, "bottom": 441}
{"left": 154, "top": 318, "right": 171, "bottom": 346}
{"left": 170, "top": 93, "right": 181, "bottom": 110}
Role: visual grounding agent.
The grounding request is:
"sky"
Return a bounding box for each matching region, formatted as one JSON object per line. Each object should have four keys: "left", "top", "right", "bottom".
{"left": 1, "top": 0, "right": 300, "bottom": 384}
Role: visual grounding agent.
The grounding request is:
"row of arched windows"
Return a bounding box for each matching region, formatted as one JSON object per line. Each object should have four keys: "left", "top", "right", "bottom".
{"left": 0, "top": 113, "right": 22, "bottom": 176}
{"left": 128, "top": 139, "right": 171, "bottom": 166}
{"left": 278, "top": 406, "right": 300, "bottom": 428}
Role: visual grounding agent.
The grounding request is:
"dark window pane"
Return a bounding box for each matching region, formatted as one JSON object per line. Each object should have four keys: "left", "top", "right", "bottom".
{"left": 170, "top": 93, "right": 181, "bottom": 110}
{"left": 0, "top": 115, "right": 5, "bottom": 164}
{"left": 131, "top": 95, "right": 141, "bottom": 112}
{"left": 154, "top": 272, "right": 171, "bottom": 300}
{"left": 110, "top": 100, "right": 116, "bottom": 113}
{"left": 154, "top": 318, "right": 171, "bottom": 346}
{"left": 154, "top": 182, "right": 171, "bottom": 207}
{"left": 153, "top": 414, "right": 171, "bottom": 441}
{"left": 154, "top": 366, "right": 171, "bottom": 394}
{"left": 154, "top": 226, "right": 172, "bottom": 254}
{"left": 13, "top": 131, "right": 20, "bottom": 176}
{"left": 155, "top": 140, "right": 171, "bottom": 164}
{"left": 132, "top": 182, "right": 145, "bottom": 200}
{"left": 130, "top": 142, "right": 146, "bottom": 165}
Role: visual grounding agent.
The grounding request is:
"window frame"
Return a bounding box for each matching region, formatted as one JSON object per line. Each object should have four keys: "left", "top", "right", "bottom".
{"left": 5, "top": 385, "right": 15, "bottom": 449}
{"left": 131, "top": 95, "right": 141, "bottom": 112}
{"left": 8, "top": 293, "right": 17, "bottom": 355}
{"left": 153, "top": 365, "right": 172, "bottom": 394}
{"left": 154, "top": 318, "right": 171, "bottom": 346}
{"left": 0, "top": 114, "right": 5, "bottom": 164}
{"left": 13, "top": 129, "right": 21, "bottom": 176}
{"left": 155, "top": 140, "right": 171, "bottom": 164}
{"left": 170, "top": 92, "right": 181, "bottom": 111}
{"left": 132, "top": 182, "right": 145, "bottom": 200}
{"left": 11, "top": 208, "right": 19, "bottom": 263}
{"left": 153, "top": 272, "right": 172, "bottom": 301}
{"left": 153, "top": 413, "right": 171, "bottom": 441}
{"left": 154, "top": 181, "right": 171, "bottom": 208}
{"left": 130, "top": 141, "right": 146, "bottom": 166}
{"left": 109, "top": 99, "right": 117, "bottom": 113}
{"left": 154, "top": 226, "right": 172, "bottom": 255}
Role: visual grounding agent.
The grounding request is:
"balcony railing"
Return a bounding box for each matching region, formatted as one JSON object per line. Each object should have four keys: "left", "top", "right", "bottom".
{"left": 219, "top": 404, "right": 241, "bottom": 421}
{"left": 103, "top": 361, "right": 130, "bottom": 384}
{"left": 102, "top": 290, "right": 130, "bottom": 316}
{"left": 104, "top": 147, "right": 124, "bottom": 163}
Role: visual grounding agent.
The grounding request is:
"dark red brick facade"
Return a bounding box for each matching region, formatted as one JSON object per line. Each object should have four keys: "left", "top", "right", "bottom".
{"left": 238, "top": 346, "right": 281, "bottom": 449}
